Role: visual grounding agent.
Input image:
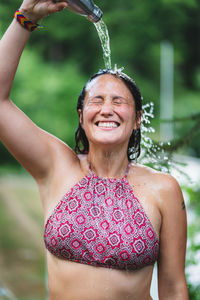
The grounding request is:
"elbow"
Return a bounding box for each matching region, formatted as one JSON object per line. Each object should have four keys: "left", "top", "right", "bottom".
{"left": 159, "top": 280, "right": 189, "bottom": 300}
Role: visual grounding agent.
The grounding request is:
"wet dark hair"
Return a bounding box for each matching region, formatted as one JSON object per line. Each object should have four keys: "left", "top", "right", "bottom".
{"left": 75, "top": 69, "right": 143, "bottom": 161}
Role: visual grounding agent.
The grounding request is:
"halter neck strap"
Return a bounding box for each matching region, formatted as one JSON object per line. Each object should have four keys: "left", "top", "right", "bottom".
{"left": 124, "top": 162, "right": 131, "bottom": 178}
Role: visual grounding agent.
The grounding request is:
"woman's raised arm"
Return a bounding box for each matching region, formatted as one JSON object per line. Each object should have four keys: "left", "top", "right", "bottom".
{"left": 0, "top": 1, "right": 72, "bottom": 181}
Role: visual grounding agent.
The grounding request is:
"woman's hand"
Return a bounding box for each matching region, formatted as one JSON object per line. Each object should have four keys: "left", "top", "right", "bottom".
{"left": 19, "top": 0, "right": 68, "bottom": 22}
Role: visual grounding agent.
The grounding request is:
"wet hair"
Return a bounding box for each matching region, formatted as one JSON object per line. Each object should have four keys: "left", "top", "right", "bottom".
{"left": 74, "top": 69, "right": 143, "bottom": 161}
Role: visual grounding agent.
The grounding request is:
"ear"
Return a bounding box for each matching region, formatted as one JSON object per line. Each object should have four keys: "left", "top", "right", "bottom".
{"left": 134, "top": 110, "right": 142, "bottom": 130}
{"left": 137, "top": 110, "right": 142, "bottom": 129}
{"left": 78, "top": 109, "right": 83, "bottom": 125}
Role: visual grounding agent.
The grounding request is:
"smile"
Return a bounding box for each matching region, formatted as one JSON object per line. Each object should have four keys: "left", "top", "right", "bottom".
{"left": 95, "top": 121, "right": 120, "bottom": 128}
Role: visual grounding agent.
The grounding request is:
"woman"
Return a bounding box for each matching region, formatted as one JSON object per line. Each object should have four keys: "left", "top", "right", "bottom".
{"left": 0, "top": 0, "right": 188, "bottom": 299}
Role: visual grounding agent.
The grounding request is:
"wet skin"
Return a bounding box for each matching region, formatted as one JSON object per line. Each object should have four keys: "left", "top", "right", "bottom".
{"left": 79, "top": 74, "right": 138, "bottom": 153}
{"left": 44, "top": 75, "right": 160, "bottom": 299}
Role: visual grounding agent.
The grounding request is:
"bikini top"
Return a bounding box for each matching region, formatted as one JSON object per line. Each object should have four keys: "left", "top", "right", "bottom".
{"left": 44, "top": 163, "right": 159, "bottom": 270}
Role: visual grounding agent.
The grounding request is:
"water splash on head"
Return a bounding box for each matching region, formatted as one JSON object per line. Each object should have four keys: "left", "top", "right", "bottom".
{"left": 93, "top": 21, "right": 171, "bottom": 171}
{"left": 76, "top": 65, "right": 174, "bottom": 173}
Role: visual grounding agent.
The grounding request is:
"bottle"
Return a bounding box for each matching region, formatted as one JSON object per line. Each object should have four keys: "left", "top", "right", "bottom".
{"left": 57, "top": 0, "right": 103, "bottom": 23}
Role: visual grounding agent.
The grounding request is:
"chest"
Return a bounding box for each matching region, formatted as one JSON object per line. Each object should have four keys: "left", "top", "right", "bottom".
{"left": 44, "top": 174, "right": 159, "bottom": 270}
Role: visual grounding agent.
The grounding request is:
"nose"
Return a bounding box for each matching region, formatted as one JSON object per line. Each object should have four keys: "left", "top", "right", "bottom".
{"left": 100, "top": 100, "right": 114, "bottom": 116}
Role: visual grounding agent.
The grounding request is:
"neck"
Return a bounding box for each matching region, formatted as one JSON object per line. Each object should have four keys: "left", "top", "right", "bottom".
{"left": 88, "top": 143, "right": 129, "bottom": 178}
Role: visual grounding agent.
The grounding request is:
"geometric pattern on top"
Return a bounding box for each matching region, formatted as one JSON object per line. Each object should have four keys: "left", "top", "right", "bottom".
{"left": 44, "top": 165, "right": 159, "bottom": 270}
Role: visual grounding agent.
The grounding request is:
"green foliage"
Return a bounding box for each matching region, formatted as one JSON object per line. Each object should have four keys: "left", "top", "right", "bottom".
{"left": 0, "top": 0, "right": 199, "bottom": 161}
{"left": 0, "top": 173, "right": 45, "bottom": 299}
{"left": 1, "top": 0, "right": 199, "bottom": 86}
{"left": 12, "top": 48, "right": 87, "bottom": 145}
{"left": 0, "top": 1, "right": 199, "bottom": 157}
{"left": 184, "top": 185, "right": 200, "bottom": 299}
{"left": 0, "top": 197, "right": 16, "bottom": 249}
{"left": 187, "top": 283, "right": 200, "bottom": 300}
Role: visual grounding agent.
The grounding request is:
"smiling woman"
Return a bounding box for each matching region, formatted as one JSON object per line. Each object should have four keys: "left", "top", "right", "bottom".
{"left": 0, "top": 1, "right": 189, "bottom": 300}
{"left": 75, "top": 69, "right": 143, "bottom": 162}
{"left": 82, "top": 76, "right": 135, "bottom": 145}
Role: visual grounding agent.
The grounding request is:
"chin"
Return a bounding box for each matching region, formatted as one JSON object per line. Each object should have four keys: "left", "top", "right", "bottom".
{"left": 86, "top": 130, "right": 131, "bottom": 149}
{"left": 91, "top": 137, "right": 127, "bottom": 148}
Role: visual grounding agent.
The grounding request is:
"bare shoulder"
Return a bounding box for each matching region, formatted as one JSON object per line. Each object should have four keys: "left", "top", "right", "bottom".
{"left": 132, "top": 163, "right": 180, "bottom": 187}
{"left": 130, "top": 163, "right": 184, "bottom": 210}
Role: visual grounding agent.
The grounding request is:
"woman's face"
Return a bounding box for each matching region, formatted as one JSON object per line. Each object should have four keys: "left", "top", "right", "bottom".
{"left": 79, "top": 74, "right": 140, "bottom": 149}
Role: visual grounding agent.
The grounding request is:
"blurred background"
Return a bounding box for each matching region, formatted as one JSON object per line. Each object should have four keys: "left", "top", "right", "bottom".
{"left": 0, "top": 0, "right": 199, "bottom": 299}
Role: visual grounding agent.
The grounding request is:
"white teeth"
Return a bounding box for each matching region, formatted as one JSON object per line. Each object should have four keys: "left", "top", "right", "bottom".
{"left": 98, "top": 122, "right": 118, "bottom": 128}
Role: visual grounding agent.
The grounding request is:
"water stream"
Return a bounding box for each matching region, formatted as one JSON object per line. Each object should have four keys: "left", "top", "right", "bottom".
{"left": 94, "top": 19, "right": 112, "bottom": 69}
{"left": 94, "top": 19, "right": 174, "bottom": 173}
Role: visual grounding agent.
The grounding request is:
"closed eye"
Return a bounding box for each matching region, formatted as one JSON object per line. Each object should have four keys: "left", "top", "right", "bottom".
{"left": 88, "top": 96, "right": 104, "bottom": 105}
{"left": 112, "top": 97, "right": 128, "bottom": 105}
{"left": 113, "top": 99, "right": 123, "bottom": 105}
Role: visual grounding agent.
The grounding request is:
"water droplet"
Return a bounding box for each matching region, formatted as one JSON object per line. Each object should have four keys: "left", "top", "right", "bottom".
{"left": 139, "top": 102, "right": 173, "bottom": 172}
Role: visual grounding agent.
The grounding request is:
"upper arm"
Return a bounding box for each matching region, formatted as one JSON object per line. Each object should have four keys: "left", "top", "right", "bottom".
{"left": 157, "top": 174, "right": 188, "bottom": 299}
{"left": 0, "top": 99, "right": 74, "bottom": 180}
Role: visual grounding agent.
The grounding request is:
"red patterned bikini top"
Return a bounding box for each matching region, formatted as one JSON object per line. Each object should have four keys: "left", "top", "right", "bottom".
{"left": 44, "top": 163, "right": 159, "bottom": 270}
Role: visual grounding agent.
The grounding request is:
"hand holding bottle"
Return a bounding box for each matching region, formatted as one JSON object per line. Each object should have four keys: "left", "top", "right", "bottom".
{"left": 19, "top": 0, "right": 68, "bottom": 22}
{"left": 53, "top": 0, "right": 102, "bottom": 22}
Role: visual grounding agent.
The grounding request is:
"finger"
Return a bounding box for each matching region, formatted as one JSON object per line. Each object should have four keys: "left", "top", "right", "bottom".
{"left": 48, "top": 2, "right": 68, "bottom": 13}
{"left": 52, "top": 0, "right": 67, "bottom": 5}
{"left": 56, "top": 2, "right": 68, "bottom": 11}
